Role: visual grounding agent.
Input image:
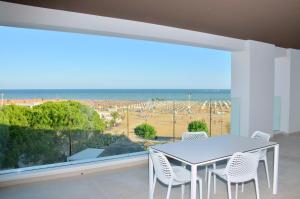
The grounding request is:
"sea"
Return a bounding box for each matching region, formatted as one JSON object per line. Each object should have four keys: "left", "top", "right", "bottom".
{"left": 0, "top": 89, "right": 230, "bottom": 101}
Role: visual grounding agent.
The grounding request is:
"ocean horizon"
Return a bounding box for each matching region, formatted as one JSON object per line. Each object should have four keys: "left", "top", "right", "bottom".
{"left": 0, "top": 89, "right": 231, "bottom": 101}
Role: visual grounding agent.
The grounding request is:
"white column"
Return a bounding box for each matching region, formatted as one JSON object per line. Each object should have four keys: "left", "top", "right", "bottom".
{"left": 231, "top": 41, "right": 275, "bottom": 137}
{"left": 274, "top": 54, "right": 290, "bottom": 133}
{"left": 288, "top": 49, "right": 300, "bottom": 133}
{"left": 274, "top": 49, "right": 300, "bottom": 133}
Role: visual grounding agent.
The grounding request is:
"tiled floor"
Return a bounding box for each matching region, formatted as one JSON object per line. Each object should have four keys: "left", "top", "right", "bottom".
{"left": 0, "top": 133, "right": 300, "bottom": 199}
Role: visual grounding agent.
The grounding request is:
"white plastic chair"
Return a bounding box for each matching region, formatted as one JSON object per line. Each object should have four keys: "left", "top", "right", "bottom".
{"left": 182, "top": 131, "right": 209, "bottom": 141}
{"left": 150, "top": 150, "right": 202, "bottom": 199}
{"left": 251, "top": 131, "right": 271, "bottom": 188}
{"left": 207, "top": 152, "right": 260, "bottom": 199}
{"left": 240, "top": 131, "right": 271, "bottom": 192}
{"left": 181, "top": 132, "right": 216, "bottom": 181}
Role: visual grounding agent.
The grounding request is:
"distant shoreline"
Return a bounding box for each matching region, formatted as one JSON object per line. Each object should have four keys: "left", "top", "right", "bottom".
{"left": 0, "top": 88, "right": 231, "bottom": 90}
{"left": 0, "top": 89, "right": 231, "bottom": 101}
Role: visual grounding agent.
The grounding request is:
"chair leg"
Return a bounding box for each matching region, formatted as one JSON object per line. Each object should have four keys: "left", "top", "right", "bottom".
{"left": 213, "top": 163, "right": 216, "bottom": 194}
{"left": 207, "top": 171, "right": 211, "bottom": 199}
{"left": 166, "top": 182, "right": 172, "bottom": 199}
{"left": 198, "top": 179, "right": 203, "bottom": 199}
{"left": 227, "top": 181, "right": 232, "bottom": 199}
{"left": 241, "top": 183, "right": 244, "bottom": 192}
{"left": 263, "top": 158, "right": 270, "bottom": 188}
{"left": 152, "top": 176, "right": 157, "bottom": 197}
{"left": 254, "top": 177, "right": 260, "bottom": 199}
{"left": 181, "top": 184, "right": 185, "bottom": 199}
{"left": 235, "top": 183, "right": 238, "bottom": 199}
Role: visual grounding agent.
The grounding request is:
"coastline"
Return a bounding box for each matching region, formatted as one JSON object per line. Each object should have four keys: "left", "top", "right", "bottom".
{"left": 0, "top": 89, "right": 231, "bottom": 101}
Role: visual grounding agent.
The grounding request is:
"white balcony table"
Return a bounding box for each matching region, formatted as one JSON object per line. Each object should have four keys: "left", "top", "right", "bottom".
{"left": 149, "top": 135, "right": 279, "bottom": 199}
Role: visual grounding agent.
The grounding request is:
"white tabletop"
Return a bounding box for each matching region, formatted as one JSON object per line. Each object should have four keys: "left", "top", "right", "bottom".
{"left": 151, "top": 135, "right": 277, "bottom": 165}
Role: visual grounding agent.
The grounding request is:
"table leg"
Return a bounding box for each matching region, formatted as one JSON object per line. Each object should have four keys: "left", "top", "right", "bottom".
{"left": 273, "top": 144, "right": 279, "bottom": 194}
{"left": 191, "top": 165, "right": 197, "bottom": 199}
{"left": 149, "top": 154, "right": 153, "bottom": 199}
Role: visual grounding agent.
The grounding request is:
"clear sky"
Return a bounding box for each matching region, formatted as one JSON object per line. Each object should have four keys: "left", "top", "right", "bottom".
{"left": 0, "top": 26, "right": 231, "bottom": 89}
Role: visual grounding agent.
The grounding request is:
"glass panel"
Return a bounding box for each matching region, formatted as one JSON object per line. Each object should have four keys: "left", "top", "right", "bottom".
{"left": 0, "top": 25, "right": 231, "bottom": 173}
{"left": 0, "top": 91, "right": 233, "bottom": 172}
{"left": 230, "top": 97, "right": 240, "bottom": 136}
{"left": 210, "top": 100, "right": 231, "bottom": 136}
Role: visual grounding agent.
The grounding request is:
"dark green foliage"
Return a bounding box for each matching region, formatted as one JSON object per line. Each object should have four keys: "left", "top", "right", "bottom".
{"left": 134, "top": 123, "right": 157, "bottom": 139}
{"left": 0, "top": 111, "right": 9, "bottom": 168}
{"left": 99, "top": 136, "right": 144, "bottom": 157}
{"left": 0, "top": 101, "right": 119, "bottom": 170}
{"left": 187, "top": 120, "right": 208, "bottom": 133}
{"left": 70, "top": 131, "right": 122, "bottom": 154}
{"left": 2, "top": 127, "right": 65, "bottom": 168}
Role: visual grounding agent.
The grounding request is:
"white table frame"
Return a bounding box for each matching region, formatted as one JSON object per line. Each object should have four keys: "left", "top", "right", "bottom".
{"left": 148, "top": 138, "right": 279, "bottom": 199}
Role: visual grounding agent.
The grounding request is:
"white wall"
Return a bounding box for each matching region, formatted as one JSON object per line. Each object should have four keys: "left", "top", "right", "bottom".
{"left": 274, "top": 49, "right": 300, "bottom": 134}
{"left": 248, "top": 41, "right": 275, "bottom": 134}
{"left": 231, "top": 49, "right": 250, "bottom": 136}
{"left": 289, "top": 49, "right": 300, "bottom": 133}
{"left": 274, "top": 55, "right": 290, "bottom": 133}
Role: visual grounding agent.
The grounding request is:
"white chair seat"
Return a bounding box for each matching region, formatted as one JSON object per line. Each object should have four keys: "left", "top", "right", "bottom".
{"left": 150, "top": 151, "right": 202, "bottom": 199}
{"left": 172, "top": 166, "right": 191, "bottom": 183}
{"left": 172, "top": 166, "right": 202, "bottom": 185}
{"left": 211, "top": 168, "right": 227, "bottom": 180}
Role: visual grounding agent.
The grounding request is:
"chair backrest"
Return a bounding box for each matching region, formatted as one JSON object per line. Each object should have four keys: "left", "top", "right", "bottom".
{"left": 225, "top": 152, "right": 260, "bottom": 183}
{"left": 149, "top": 150, "right": 174, "bottom": 185}
{"left": 251, "top": 131, "right": 271, "bottom": 157}
{"left": 251, "top": 131, "right": 271, "bottom": 142}
{"left": 181, "top": 131, "right": 208, "bottom": 141}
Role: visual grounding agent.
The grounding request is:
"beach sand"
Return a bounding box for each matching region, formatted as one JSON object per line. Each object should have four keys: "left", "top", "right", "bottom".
{"left": 106, "top": 101, "right": 231, "bottom": 139}
{"left": 3, "top": 99, "right": 231, "bottom": 139}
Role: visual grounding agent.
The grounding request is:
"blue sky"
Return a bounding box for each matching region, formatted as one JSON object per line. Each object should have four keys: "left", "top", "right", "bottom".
{"left": 0, "top": 26, "right": 231, "bottom": 89}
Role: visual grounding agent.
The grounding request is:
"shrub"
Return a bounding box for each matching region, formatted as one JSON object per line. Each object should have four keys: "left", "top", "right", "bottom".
{"left": 1, "top": 105, "right": 30, "bottom": 127}
{"left": 0, "top": 101, "right": 107, "bottom": 169}
{"left": 110, "top": 111, "right": 120, "bottom": 127}
{"left": 0, "top": 101, "right": 106, "bottom": 132}
{"left": 30, "top": 101, "right": 105, "bottom": 132}
{"left": 188, "top": 120, "right": 208, "bottom": 133}
{"left": 134, "top": 123, "right": 156, "bottom": 139}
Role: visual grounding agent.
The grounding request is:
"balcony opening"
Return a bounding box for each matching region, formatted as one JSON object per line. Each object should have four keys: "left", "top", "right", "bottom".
{"left": 0, "top": 26, "right": 231, "bottom": 173}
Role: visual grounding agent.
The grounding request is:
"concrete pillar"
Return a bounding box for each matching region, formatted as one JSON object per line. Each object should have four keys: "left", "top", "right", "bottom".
{"left": 231, "top": 41, "right": 275, "bottom": 137}
{"left": 274, "top": 49, "right": 300, "bottom": 133}
{"left": 274, "top": 52, "right": 290, "bottom": 133}
{"left": 289, "top": 49, "right": 300, "bottom": 133}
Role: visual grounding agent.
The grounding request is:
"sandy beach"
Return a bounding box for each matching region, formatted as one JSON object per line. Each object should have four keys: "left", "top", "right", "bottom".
{"left": 3, "top": 99, "right": 231, "bottom": 139}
